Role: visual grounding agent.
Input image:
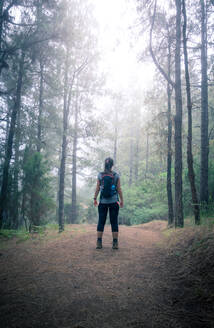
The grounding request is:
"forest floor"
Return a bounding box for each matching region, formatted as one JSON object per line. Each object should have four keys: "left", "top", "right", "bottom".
{"left": 0, "top": 221, "right": 214, "bottom": 328}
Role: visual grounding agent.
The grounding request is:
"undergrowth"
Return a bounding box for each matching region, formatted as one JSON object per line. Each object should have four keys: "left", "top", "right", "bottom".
{"left": 159, "top": 219, "right": 214, "bottom": 328}
{"left": 0, "top": 229, "right": 30, "bottom": 242}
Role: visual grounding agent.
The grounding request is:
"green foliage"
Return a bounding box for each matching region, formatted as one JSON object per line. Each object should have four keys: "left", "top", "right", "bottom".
{"left": 46, "top": 223, "right": 59, "bottom": 230}
{"left": 64, "top": 202, "right": 87, "bottom": 224}
{"left": 86, "top": 202, "right": 97, "bottom": 224}
{"left": 120, "top": 173, "right": 168, "bottom": 225}
{"left": 22, "top": 150, "right": 55, "bottom": 229}
{"left": 0, "top": 229, "right": 30, "bottom": 242}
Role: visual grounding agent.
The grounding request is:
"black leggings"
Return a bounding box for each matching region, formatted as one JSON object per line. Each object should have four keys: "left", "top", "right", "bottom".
{"left": 97, "top": 202, "right": 119, "bottom": 232}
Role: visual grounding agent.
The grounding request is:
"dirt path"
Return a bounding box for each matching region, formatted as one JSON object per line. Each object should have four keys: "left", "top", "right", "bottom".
{"left": 0, "top": 222, "right": 173, "bottom": 328}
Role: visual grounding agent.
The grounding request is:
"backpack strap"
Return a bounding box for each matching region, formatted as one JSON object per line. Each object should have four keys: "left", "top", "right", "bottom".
{"left": 99, "top": 171, "right": 118, "bottom": 187}
{"left": 100, "top": 172, "right": 114, "bottom": 186}
{"left": 112, "top": 171, "right": 118, "bottom": 187}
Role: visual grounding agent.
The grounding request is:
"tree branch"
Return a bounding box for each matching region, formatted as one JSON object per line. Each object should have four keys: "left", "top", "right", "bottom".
{"left": 149, "top": 0, "right": 175, "bottom": 87}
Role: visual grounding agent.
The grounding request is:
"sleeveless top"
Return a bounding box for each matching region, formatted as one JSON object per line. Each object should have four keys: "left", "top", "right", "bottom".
{"left": 98, "top": 171, "right": 119, "bottom": 204}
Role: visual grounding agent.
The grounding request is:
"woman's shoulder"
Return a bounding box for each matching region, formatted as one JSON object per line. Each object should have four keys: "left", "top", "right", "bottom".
{"left": 112, "top": 171, "right": 120, "bottom": 178}
{"left": 98, "top": 171, "right": 105, "bottom": 179}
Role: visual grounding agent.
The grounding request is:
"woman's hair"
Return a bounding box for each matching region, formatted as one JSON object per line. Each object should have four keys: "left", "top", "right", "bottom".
{"left": 104, "top": 157, "right": 114, "bottom": 173}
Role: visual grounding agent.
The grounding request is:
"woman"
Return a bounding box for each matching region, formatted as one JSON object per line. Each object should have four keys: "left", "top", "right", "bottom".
{"left": 93, "top": 157, "right": 123, "bottom": 249}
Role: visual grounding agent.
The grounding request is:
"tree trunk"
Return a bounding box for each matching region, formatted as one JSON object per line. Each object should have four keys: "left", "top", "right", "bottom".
{"left": 145, "top": 132, "right": 149, "bottom": 178}
{"left": 58, "top": 49, "right": 69, "bottom": 232}
{"left": 200, "top": 0, "right": 209, "bottom": 204}
{"left": 149, "top": 0, "right": 174, "bottom": 225}
{"left": 37, "top": 61, "right": 44, "bottom": 152}
{"left": 0, "top": 51, "right": 25, "bottom": 229}
{"left": 174, "top": 0, "right": 183, "bottom": 228}
{"left": 20, "top": 147, "right": 28, "bottom": 231}
{"left": 56, "top": 153, "right": 61, "bottom": 220}
{"left": 182, "top": 0, "right": 200, "bottom": 224}
{"left": 20, "top": 185, "right": 27, "bottom": 230}
{"left": 5, "top": 96, "right": 12, "bottom": 152}
{"left": 166, "top": 38, "right": 174, "bottom": 226}
{"left": 0, "top": 0, "right": 4, "bottom": 52}
{"left": 12, "top": 108, "right": 21, "bottom": 229}
{"left": 70, "top": 98, "right": 78, "bottom": 224}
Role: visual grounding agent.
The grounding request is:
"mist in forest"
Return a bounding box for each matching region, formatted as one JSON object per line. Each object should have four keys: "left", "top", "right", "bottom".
{"left": 1, "top": 2, "right": 214, "bottom": 328}
{"left": 0, "top": 0, "right": 214, "bottom": 231}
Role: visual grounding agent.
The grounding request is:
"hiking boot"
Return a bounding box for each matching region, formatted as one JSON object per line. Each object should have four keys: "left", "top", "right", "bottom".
{"left": 96, "top": 239, "right": 102, "bottom": 249}
{"left": 112, "top": 239, "right": 118, "bottom": 249}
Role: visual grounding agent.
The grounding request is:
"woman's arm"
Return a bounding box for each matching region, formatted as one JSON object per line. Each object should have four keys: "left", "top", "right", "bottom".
{"left": 117, "top": 178, "right": 124, "bottom": 207}
{"left": 93, "top": 179, "right": 100, "bottom": 206}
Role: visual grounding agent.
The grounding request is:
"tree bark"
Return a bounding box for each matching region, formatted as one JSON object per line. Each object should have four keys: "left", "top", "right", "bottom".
{"left": 37, "top": 61, "right": 44, "bottom": 152}
{"left": 145, "top": 132, "right": 149, "bottom": 178}
{"left": 12, "top": 108, "right": 21, "bottom": 229}
{"left": 20, "top": 147, "right": 28, "bottom": 231}
{"left": 149, "top": 0, "right": 175, "bottom": 88}
{"left": 166, "top": 35, "right": 174, "bottom": 226}
{"left": 0, "top": 51, "right": 25, "bottom": 229}
{"left": 174, "top": 0, "right": 183, "bottom": 228}
{"left": 149, "top": 0, "right": 174, "bottom": 225}
{"left": 182, "top": 0, "right": 200, "bottom": 225}
{"left": 58, "top": 48, "right": 69, "bottom": 232}
{"left": 200, "top": 0, "right": 209, "bottom": 204}
{"left": 70, "top": 97, "right": 78, "bottom": 224}
{"left": 0, "top": 0, "right": 4, "bottom": 53}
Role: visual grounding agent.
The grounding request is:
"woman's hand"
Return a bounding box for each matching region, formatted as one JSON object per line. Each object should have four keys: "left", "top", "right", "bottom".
{"left": 120, "top": 201, "right": 124, "bottom": 208}
{"left": 94, "top": 199, "right": 98, "bottom": 207}
{"left": 117, "top": 201, "right": 124, "bottom": 208}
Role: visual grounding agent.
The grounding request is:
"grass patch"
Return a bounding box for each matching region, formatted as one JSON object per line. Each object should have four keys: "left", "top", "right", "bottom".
{"left": 45, "top": 223, "right": 59, "bottom": 230}
{"left": 0, "top": 224, "right": 89, "bottom": 247}
{"left": 0, "top": 229, "right": 30, "bottom": 248}
{"left": 0, "top": 229, "right": 17, "bottom": 239}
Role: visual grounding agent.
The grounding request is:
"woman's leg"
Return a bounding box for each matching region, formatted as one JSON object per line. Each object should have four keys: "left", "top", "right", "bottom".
{"left": 97, "top": 203, "right": 108, "bottom": 248}
{"left": 109, "top": 203, "right": 119, "bottom": 248}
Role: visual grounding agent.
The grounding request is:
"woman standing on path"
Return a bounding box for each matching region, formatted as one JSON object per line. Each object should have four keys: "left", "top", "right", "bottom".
{"left": 93, "top": 157, "right": 124, "bottom": 249}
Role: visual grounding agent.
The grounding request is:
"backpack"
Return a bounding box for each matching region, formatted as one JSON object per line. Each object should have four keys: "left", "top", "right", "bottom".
{"left": 100, "top": 172, "right": 118, "bottom": 199}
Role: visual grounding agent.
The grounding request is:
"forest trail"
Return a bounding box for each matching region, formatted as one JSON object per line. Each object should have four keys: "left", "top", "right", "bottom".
{"left": 0, "top": 222, "right": 185, "bottom": 328}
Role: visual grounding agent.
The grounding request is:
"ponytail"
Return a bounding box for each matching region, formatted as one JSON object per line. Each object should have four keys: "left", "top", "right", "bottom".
{"left": 104, "top": 157, "right": 114, "bottom": 173}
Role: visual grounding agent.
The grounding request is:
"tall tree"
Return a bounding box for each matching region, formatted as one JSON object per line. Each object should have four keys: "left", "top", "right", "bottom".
{"left": 174, "top": 0, "right": 183, "bottom": 227}
{"left": 0, "top": 0, "right": 4, "bottom": 53}
{"left": 0, "top": 50, "right": 25, "bottom": 229}
{"left": 182, "top": 0, "right": 200, "bottom": 224}
{"left": 166, "top": 27, "right": 174, "bottom": 226}
{"left": 200, "top": 0, "right": 209, "bottom": 204}
{"left": 11, "top": 105, "right": 21, "bottom": 229}
{"left": 70, "top": 92, "right": 78, "bottom": 224}
{"left": 37, "top": 61, "right": 44, "bottom": 152}
{"left": 58, "top": 47, "right": 70, "bottom": 232}
{"left": 149, "top": 0, "right": 175, "bottom": 225}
